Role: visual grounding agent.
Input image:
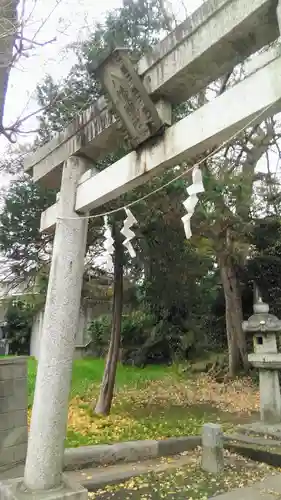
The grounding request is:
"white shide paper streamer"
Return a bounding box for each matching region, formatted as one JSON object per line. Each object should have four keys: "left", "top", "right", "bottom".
{"left": 103, "top": 216, "right": 114, "bottom": 269}
{"left": 121, "top": 208, "right": 137, "bottom": 258}
{"left": 181, "top": 165, "right": 204, "bottom": 239}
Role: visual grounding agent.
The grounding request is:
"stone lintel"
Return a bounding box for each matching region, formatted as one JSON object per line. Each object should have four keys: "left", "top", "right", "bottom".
{"left": 24, "top": 0, "right": 278, "bottom": 188}
{"left": 41, "top": 50, "right": 281, "bottom": 232}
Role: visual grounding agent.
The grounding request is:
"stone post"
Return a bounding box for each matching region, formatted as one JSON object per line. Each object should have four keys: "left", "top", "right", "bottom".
{"left": 0, "top": 357, "right": 28, "bottom": 480}
{"left": 201, "top": 423, "right": 224, "bottom": 474}
{"left": 0, "top": 157, "right": 91, "bottom": 499}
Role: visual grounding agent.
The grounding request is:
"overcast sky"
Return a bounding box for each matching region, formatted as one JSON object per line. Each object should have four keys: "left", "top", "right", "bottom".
{"left": 0, "top": 0, "right": 202, "bottom": 155}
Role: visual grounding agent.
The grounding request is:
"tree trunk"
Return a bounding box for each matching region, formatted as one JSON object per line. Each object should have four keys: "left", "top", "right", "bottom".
{"left": 218, "top": 253, "right": 249, "bottom": 377}
{"left": 94, "top": 222, "right": 124, "bottom": 416}
{"left": 225, "top": 305, "right": 240, "bottom": 378}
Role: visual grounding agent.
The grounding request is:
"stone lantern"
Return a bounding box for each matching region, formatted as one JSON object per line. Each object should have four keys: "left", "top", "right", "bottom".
{"left": 242, "top": 298, "right": 281, "bottom": 424}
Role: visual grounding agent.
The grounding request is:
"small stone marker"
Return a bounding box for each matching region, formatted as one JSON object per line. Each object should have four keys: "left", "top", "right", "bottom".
{"left": 0, "top": 339, "right": 8, "bottom": 355}
{"left": 201, "top": 423, "right": 224, "bottom": 474}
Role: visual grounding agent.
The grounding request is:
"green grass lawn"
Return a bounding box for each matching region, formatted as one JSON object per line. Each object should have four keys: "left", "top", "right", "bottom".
{"left": 27, "top": 358, "right": 257, "bottom": 448}
{"left": 27, "top": 357, "right": 171, "bottom": 406}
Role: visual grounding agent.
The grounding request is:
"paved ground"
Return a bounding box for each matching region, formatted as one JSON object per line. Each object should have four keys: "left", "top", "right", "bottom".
{"left": 211, "top": 473, "right": 281, "bottom": 499}
{"left": 83, "top": 474, "right": 281, "bottom": 500}
{"left": 88, "top": 487, "right": 197, "bottom": 499}
{"left": 67, "top": 451, "right": 278, "bottom": 500}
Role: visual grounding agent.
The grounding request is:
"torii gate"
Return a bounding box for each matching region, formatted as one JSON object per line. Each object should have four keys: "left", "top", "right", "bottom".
{"left": 3, "top": 0, "right": 281, "bottom": 498}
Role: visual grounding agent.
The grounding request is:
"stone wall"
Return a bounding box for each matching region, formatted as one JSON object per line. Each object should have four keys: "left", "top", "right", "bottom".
{"left": 0, "top": 357, "right": 28, "bottom": 479}
{"left": 30, "top": 300, "right": 111, "bottom": 360}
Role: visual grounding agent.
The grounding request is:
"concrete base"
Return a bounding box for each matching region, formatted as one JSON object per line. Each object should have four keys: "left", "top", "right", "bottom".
{"left": 0, "top": 464, "right": 25, "bottom": 481}
{"left": 239, "top": 421, "right": 281, "bottom": 440}
{"left": 0, "top": 475, "right": 88, "bottom": 499}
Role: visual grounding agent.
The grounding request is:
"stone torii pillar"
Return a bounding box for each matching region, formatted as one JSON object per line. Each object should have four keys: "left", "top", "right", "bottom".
{"left": 0, "top": 156, "right": 90, "bottom": 499}
{"left": 23, "top": 157, "right": 90, "bottom": 493}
